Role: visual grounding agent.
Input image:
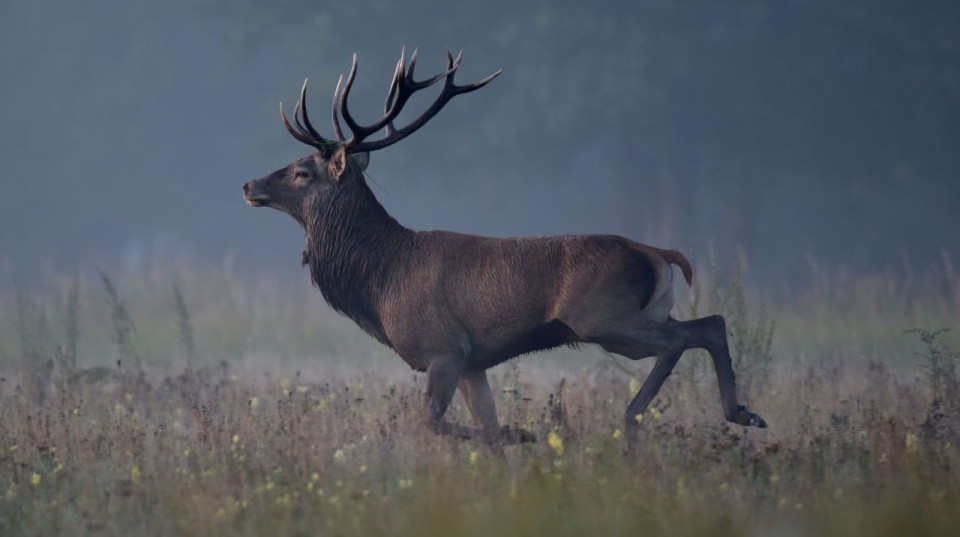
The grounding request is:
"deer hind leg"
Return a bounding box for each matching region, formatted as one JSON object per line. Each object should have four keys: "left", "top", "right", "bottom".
{"left": 622, "top": 349, "right": 684, "bottom": 440}
{"left": 583, "top": 316, "right": 766, "bottom": 438}
{"left": 594, "top": 326, "right": 686, "bottom": 440}
{"left": 672, "top": 315, "right": 766, "bottom": 428}
{"left": 575, "top": 319, "right": 688, "bottom": 440}
{"left": 459, "top": 370, "right": 536, "bottom": 455}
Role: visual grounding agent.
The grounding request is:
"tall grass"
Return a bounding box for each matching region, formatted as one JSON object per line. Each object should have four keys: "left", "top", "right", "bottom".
{"left": 0, "top": 363, "right": 957, "bottom": 536}
{"left": 0, "top": 255, "right": 958, "bottom": 536}
{"left": 98, "top": 270, "right": 140, "bottom": 375}
{"left": 172, "top": 281, "right": 197, "bottom": 373}
{"left": 58, "top": 268, "right": 81, "bottom": 385}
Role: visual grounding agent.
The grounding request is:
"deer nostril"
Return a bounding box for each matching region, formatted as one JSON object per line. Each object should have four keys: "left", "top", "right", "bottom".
{"left": 243, "top": 182, "right": 250, "bottom": 194}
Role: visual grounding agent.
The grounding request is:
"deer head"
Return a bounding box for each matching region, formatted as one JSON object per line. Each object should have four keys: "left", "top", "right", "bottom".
{"left": 242, "top": 48, "right": 501, "bottom": 225}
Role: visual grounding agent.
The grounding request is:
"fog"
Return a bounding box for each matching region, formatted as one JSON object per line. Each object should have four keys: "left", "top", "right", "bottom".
{"left": 3, "top": 0, "right": 958, "bottom": 290}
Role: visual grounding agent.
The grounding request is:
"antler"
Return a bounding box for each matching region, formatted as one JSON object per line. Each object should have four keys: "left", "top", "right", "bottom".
{"left": 280, "top": 48, "right": 501, "bottom": 155}
{"left": 341, "top": 48, "right": 501, "bottom": 153}
{"left": 280, "top": 80, "right": 339, "bottom": 155}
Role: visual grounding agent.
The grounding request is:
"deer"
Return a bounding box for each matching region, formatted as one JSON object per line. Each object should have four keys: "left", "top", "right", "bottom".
{"left": 242, "top": 48, "right": 767, "bottom": 454}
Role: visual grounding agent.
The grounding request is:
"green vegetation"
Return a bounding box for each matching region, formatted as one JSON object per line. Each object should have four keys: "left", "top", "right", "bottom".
{"left": 0, "top": 259, "right": 958, "bottom": 535}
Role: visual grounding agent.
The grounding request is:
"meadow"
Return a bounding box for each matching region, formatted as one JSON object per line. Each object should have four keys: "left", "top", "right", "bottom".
{"left": 0, "top": 254, "right": 958, "bottom": 536}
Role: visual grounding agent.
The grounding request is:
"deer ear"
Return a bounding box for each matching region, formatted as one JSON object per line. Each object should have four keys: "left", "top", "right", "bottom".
{"left": 328, "top": 146, "right": 348, "bottom": 179}
{"left": 353, "top": 151, "right": 369, "bottom": 171}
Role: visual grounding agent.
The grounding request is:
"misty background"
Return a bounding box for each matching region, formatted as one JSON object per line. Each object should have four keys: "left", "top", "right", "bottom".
{"left": 3, "top": 0, "right": 958, "bottom": 292}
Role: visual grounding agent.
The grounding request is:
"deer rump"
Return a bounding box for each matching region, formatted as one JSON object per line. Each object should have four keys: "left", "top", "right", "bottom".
{"left": 376, "top": 232, "right": 691, "bottom": 373}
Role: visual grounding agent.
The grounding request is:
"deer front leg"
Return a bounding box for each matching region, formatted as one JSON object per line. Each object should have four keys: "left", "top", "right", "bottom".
{"left": 459, "top": 369, "right": 536, "bottom": 454}
{"left": 423, "top": 357, "right": 494, "bottom": 442}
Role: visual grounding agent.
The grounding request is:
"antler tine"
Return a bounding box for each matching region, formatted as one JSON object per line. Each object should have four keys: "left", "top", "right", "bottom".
{"left": 403, "top": 48, "right": 448, "bottom": 90}
{"left": 384, "top": 50, "right": 405, "bottom": 113}
{"left": 296, "top": 78, "right": 331, "bottom": 146}
{"left": 338, "top": 54, "right": 364, "bottom": 140}
{"left": 407, "top": 48, "right": 419, "bottom": 78}
{"left": 292, "top": 86, "right": 312, "bottom": 136}
{"left": 439, "top": 48, "right": 502, "bottom": 94}
{"left": 386, "top": 56, "right": 402, "bottom": 113}
{"left": 386, "top": 47, "right": 405, "bottom": 112}
{"left": 384, "top": 53, "right": 405, "bottom": 137}
{"left": 279, "top": 80, "right": 336, "bottom": 153}
{"left": 281, "top": 102, "right": 323, "bottom": 148}
{"left": 332, "top": 74, "right": 345, "bottom": 141}
{"left": 406, "top": 55, "right": 451, "bottom": 90}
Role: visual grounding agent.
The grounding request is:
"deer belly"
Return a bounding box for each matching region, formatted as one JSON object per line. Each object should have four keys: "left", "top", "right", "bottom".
{"left": 472, "top": 320, "right": 576, "bottom": 368}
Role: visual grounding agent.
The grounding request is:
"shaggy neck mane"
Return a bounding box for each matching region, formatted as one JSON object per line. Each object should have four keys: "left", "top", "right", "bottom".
{"left": 304, "top": 180, "right": 412, "bottom": 346}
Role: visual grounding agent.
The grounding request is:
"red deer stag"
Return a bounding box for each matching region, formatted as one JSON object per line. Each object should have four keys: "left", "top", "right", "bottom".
{"left": 242, "top": 49, "right": 767, "bottom": 452}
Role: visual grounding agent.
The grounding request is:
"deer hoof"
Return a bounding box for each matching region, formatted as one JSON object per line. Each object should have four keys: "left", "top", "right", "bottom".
{"left": 730, "top": 405, "right": 768, "bottom": 429}
{"left": 746, "top": 412, "right": 767, "bottom": 428}
{"left": 501, "top": 426, "right": 537, "bottom": 444}
{"left": 517, "top": 429, "right": 537, "bottom": 443}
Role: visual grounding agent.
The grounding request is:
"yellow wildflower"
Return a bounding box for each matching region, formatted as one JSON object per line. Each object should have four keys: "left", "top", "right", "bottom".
{"left": 30, "top": 473, "right": 42, "bottom": 487}
{"left": 905, "top": 433, "right": 918, "bottom": 454}
{"left": 548, "top": 430, "right": 564, "bottom": 457}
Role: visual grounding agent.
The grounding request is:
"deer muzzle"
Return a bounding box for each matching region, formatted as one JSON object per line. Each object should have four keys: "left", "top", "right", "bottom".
{"left": 242, "top": 181, "right": 268, "bottom": 207}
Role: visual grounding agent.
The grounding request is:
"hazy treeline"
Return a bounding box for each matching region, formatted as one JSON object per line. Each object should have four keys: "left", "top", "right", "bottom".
{"left": 2, "top": 0, "right": 957, "bottom": 287}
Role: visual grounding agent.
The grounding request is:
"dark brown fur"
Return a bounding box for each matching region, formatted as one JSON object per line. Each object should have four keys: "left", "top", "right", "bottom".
{"left": 243, "top": 50, "right": 765, "bottom": 453}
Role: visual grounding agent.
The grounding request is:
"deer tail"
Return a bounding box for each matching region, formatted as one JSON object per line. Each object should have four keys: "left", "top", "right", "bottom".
{"left": 657, "top": 249, "right": 694, "bottom": 286}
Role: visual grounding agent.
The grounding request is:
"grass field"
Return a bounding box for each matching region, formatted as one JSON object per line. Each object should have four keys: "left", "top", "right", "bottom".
{"left": 0, "top": 256, "right": 958, "bottom": 536}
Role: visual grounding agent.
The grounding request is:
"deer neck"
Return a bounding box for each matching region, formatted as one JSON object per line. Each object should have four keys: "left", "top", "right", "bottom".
{"left": 303, "top": 183, "right": 411, "bottom": 345}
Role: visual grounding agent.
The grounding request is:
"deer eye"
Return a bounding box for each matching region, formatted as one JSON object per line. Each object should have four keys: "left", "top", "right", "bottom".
{"left": 294, "top": 170, "right": 309, "bottom": 179}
